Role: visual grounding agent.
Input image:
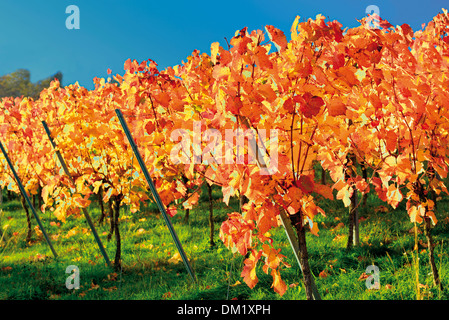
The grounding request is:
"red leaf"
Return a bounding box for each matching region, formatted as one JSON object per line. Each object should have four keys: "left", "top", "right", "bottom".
{"left": 372, "top": 177, "right": 387, "bottom": 202}
{"left": 283, "top": 98, "right": 294, "bottom": 113}
{"left": 167, "top": 206, "right": 177, "bottom": 217}
{"left": 145, "top": 121, "right": 156, "bottom": 135}
{"left": 23, "top": 127, "right": 33, "bottom": 140}
{"left": 319, "top": 270, "right": 329, "bottom": 278}
{"left": 332, "top": 53, "right": 345, "bottom": 70}
{"left": 162, "top": 291, "right": 173, "bottom": 299}
{"left": 300, "top": 93, "right": 324, "bottom": 118}
{"left": 296, "top": 175, "right": 314, "bottom": 194}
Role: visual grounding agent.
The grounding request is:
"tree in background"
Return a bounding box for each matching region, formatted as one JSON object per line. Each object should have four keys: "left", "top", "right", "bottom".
{"left": 0, "top": 69, "right": 62, "bottom": 99}
{"left": 0, "top": 69, "right": 63, "bottom": 206}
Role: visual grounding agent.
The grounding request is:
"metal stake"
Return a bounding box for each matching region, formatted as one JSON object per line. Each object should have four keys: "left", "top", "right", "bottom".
{"left": 115, "top": 109, "right": 197, "bottom": 283}
{"left": 42, "top": 121, "right": 112, "bottom": 267}
{"left": 0, "top": 140, "right": 58, "bottom": 258}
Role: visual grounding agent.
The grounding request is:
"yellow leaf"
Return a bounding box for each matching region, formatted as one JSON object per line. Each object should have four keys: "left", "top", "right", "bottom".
{"left": 92, "top": 181, "right": 102, "bottom": 194}
{"left": 336, "top": 185, "right": 351, "bottom": 207}
{"left": 34, "top": 225, "right": 43, "bottom": 238}
{"left": 426, "top": 210, "right": 438, "bottom": 226}
{"left": 65, "top": 227, "right": 78, "bottom": 238}
{"left": 168, "top": 252, "right": 182, "bottom": 264}
{"left": 53, "top": 206, "right": 66, "bottom": 222}
{"left": 408, "top": 205, "right": 424, "bottom": 224}
{"left": 231, "top": 280, "right": 241, "bottom": 287}
{"left": 211, "top": 42, "right": 220, "bottom": 65}
{"left": 291, "top": 16, "right": 300, "bottom": 41}
{"left": 42, "top": 185, "right": 49, "bottom": 204}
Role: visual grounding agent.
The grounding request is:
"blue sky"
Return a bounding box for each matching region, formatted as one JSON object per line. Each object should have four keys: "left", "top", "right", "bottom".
{"left": 1, "top": 0, "right": 447, "bottom": 90}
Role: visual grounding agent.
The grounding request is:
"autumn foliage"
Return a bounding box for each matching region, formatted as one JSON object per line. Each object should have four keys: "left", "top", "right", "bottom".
{"left": 1, "top": 9, "right": 449, "bottom": 297}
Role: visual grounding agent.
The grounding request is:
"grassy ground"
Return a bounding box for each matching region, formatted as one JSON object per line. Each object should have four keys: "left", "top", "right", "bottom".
{"left": 0, "top": 185, "right": 448, "bottom": 300}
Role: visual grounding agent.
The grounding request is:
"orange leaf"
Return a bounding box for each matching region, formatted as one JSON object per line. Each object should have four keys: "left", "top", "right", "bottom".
{"left": 386, "top": 184, "right": 403, "bottom": 209}
{"left": 313, "top": 183, "right": 334, "bottom": 200}
{"left": 226, "top": 96, "right": 243, "bottom": 115}
{"left": 265, "top": 25, "right": 288, "bottom": 51}
{"left": 162, "top": 291, "right": 173, "bottom": 299}
{"left": 333, "top": 222, "right": 345, "bottom": 231}
{"left": 241, "top": 250, "right": 262, "bottom": 289}
{"left": 327, "top": 99, "right": 346, "bottom": 117}
{"left": 337, "top": 66, "right": 359, "bottom": 87}
{"left": 255, "top": 46, "right": 273, "bottom": 71}
{"left": 355, "top": 178, "right": 370, "bottom": 194}
{"left": 182, "top": 192, "right": 200, "bottom": 210}
{"left": 358, "top": 272, "right": 369, "bottom": 281}
{"left": 73, "top": 194, "right": 91, "bottom": 208}
{"left": 271, "top": 268, "right": 287, "bottom": 296}
{"left": 385, "top": 130, "right": 397, "bottom": 153}
{"left": 319, "top": 270, "right": 329, "bottom": 278}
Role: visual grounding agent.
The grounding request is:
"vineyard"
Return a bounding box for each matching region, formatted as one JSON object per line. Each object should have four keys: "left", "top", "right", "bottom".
{"left": 1, "top": 11, "right": 449, "bottom": 300}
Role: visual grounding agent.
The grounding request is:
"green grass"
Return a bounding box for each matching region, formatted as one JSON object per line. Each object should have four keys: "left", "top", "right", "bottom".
{"left": 0, "top": 186, "right": 448, "bottom": 300}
